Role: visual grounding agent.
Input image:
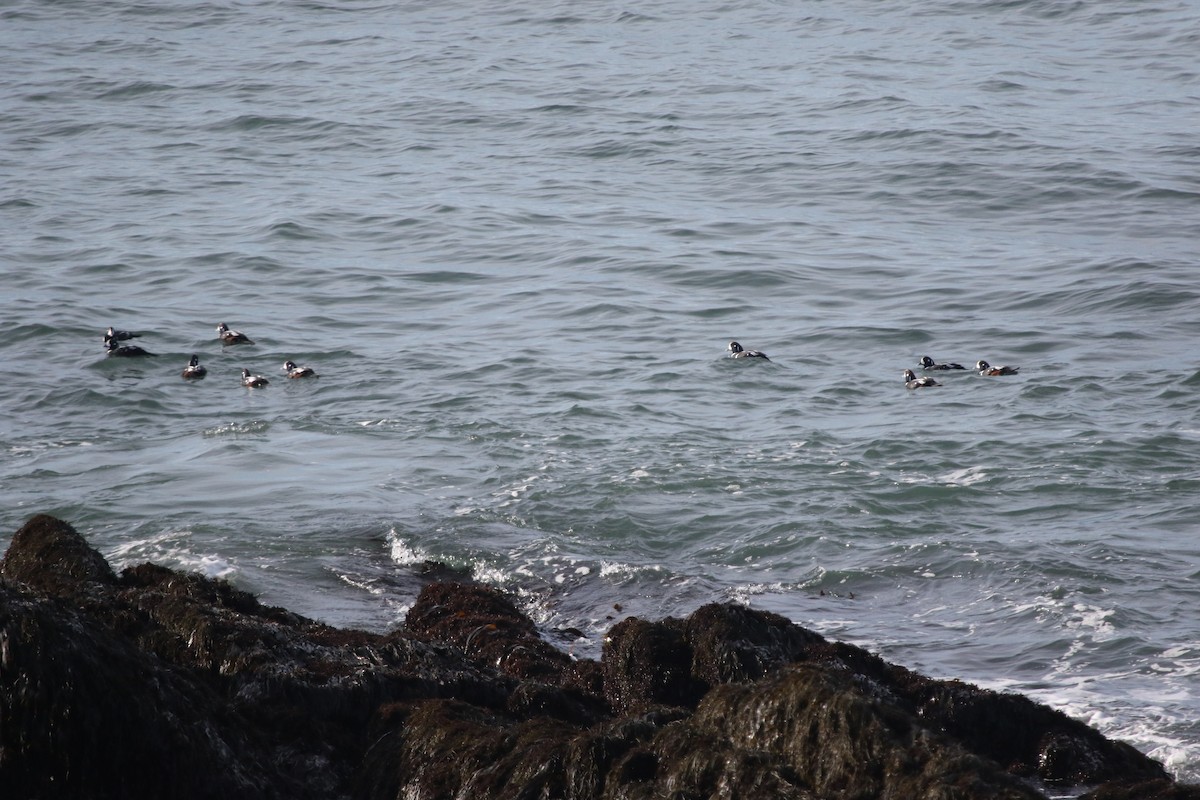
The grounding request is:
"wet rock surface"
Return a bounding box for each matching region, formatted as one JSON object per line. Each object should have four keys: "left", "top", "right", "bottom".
{"left": 1, "top": 514, "right": 1192, "bottom": 799}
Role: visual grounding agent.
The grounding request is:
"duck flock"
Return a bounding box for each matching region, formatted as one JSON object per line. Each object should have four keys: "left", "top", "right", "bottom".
{"left": 901, "top": 355, "right": 1020, "bottom": 389}
{"left": 102, "top": 326, "right": 1017, "bottom": 390}
{"left": 102, "top": 323, "right": 318, "bottom": 387}
{"left": 725, "top": 340, "right": 1018, "bottom": 389}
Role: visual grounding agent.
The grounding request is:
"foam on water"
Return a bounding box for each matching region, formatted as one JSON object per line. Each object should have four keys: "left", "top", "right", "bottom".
{"left": 106, "top": 529, "right": 237, "bottom": 580}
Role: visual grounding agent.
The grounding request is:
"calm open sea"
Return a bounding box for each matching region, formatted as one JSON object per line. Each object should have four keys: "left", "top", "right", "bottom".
{"left": 2, "top": 0, "right": 1198, "bottom": 782}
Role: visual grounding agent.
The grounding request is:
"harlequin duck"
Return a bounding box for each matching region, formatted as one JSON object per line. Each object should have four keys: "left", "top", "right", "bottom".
{"left": 105, "top": 338, "right": 155, "bottom": 357}
{"left": 976, "top": 360, "right": 1019, "bottom": 376}
{"left": 103, "top": 326, "right": 141, "bottom": 343}
{"left": 216, "top": 323, "right": 254, "bottom": 345}
{"left": 181, "top": 354, "right": 207, "bottom": 379}
{"left": 919, "top": 355, "right": 965, "bottom": 371}
{"left": 904, "top": 369, "right": 941, "bottom": 389}
{"left": 727, "top": 341, "right": 770, "bottom": 360}
{"left": 240, "top": 368, "right": 269, "bottom": 388}
{"left": 282, "top": 360, "right": 317, "bottom": 378}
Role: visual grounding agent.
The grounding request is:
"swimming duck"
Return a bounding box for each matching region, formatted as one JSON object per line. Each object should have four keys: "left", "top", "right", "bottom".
{"left": 904, "top": 369, "right": 940, "bottom": 389}
{"left": 241, "top": 368, "right": 269, "bottom": 388}
{"left": 919, "top": 355, "right": 965, "bottom": 371}
{"left": 105, "top": 338, "right": 155, "bottom": 357}
{"left": 216, "top": 322, "right": 254, "bottom": 345}
{"left": 103, "top": 326, "right": 141, "bottom": 343}
{"left": 181, "top": 354, "right": 207, "bottom": 379}
{"left": 976, "top": 360, "right": 1019, "bottom": 376}
{"left": 282, "top": 360, "right": 317, "bottom": 379}
{"left": 727, "top": 341, "right": 770, "bottom": 360}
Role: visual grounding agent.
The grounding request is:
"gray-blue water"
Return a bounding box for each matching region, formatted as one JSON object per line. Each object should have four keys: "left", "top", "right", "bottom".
{"left": 2, "top": 0, "right": 1198, "bottom": 782}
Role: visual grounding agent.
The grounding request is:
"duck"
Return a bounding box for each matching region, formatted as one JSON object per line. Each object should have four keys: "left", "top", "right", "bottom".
{"left": 181, "top": 354, "right": 207, "bottom": 379}
{"left": 241, "top": 368, "right": 269, "bottom": 388}
{"left": 904, "top": 369, "right": 941, "bottom": 389}
{"left": 216, "top": 322, "right": 254, "bottom": 345}
{"left": 919, "top": 355, "right": 965, "bottom": 371}
{"left": 727, "top": 341, "right": 770, "bottom": 360}
{"left": 976, "top": 360, "right": 1019, "bottom": 376}
{"left": 105, "top": 338, "right": 155, "bottom": 357}
{"left": 103, "top": 326, "right": 141, "bottom": 343}
{"left": 282, "top": 360, "right": 317, "bottom": 379}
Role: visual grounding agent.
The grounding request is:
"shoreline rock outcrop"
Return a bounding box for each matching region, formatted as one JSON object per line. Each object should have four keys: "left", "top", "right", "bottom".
{"left": 0, "top": 514, "right": 1194, "bottom": 799}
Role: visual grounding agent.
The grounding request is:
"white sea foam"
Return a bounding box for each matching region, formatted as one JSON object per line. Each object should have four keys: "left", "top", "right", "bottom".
{"left": 7, "top": 439, "right": 95, "bottom": 456}
{"left": 385, "top": 528, "right": 427, "bottom": 566}
{"left": 1064, "top": 603, "right": 1116, "bottom": 639}
{"left": 939, "top": 466, "right": 989, "bottom": 487}
{"left": 201, "top": 420, "right": 270, "bottom": 437}
{"left": 598, "top": 561, "right": 665, "bottom": 581}
{"left": 336, "top": 573, "right": 385, "bottom": 596}
{"left": 108, "top": 531, "right": 236, "bottom": 579}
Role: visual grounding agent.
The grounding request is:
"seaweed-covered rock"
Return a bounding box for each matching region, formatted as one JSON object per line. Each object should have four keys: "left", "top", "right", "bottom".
{"left": 686, "top": 666, "right": 1045, "bottom": 800}
{"left": 913, "top": 680, "right": 1169, "bottom": 787}
{"left": 602, "top": 615, "right": 707, "bottom": 714}
{"left": 0, "top": 514, "right": 1191, "bottom": 800}
{"left": 0, "top": 584, "right": 292, "bottom": 800}
{"left": 685, "top": 601, "right": 825, "bottom": 685}
{"left": 0, "top": 513, "right": 117, "bottom": 591}
{"left": 405, "top": 581, "right": 573, "bottom": 681}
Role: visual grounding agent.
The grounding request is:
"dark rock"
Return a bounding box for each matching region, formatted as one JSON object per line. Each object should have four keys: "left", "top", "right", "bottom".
{"left": 685, "top": 601, "right": 825, "bottom": 685}
{"left": 0, "top": 513, "right": 117, "bottom": 592}
{"left": 683, "top": 666, "right": 1045, "bottom": 800}
{"left": 404, "top": 581, "right": 574, "bottom": 682}
{"left": 912, "top": 682, "right": 1169, "bottom": 787}
{"left": 602, "top": 615, "right": 707, "bottom": 714}
{"left": 761, "top": 634, "right": 1171, "bottom": 789}
{"left": 505, "top": 678, "right": 604, "bottom": 725}
{"left": 1, "top": 513, "right": 1192, "bottom": 800}
{"left": 362, "top": 662, "right": 1050, "bottom": 800}
{"left": 366, "top": 698, "right": 582, "bottom": 799}
{"left": 0, "top": 583, "right": 295, "bottom": 800}
{"left": 642, "top": 716, "right": 816, "bottom": 800}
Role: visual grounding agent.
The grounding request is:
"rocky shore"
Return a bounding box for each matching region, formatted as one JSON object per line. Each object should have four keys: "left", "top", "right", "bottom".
{"left": 1, "top": 513, "right": 1195, "bottom": 799}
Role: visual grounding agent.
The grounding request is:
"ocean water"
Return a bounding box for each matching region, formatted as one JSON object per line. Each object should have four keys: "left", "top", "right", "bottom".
{"left": 2, "top": 0, "right": 1199, "bottom": 783}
